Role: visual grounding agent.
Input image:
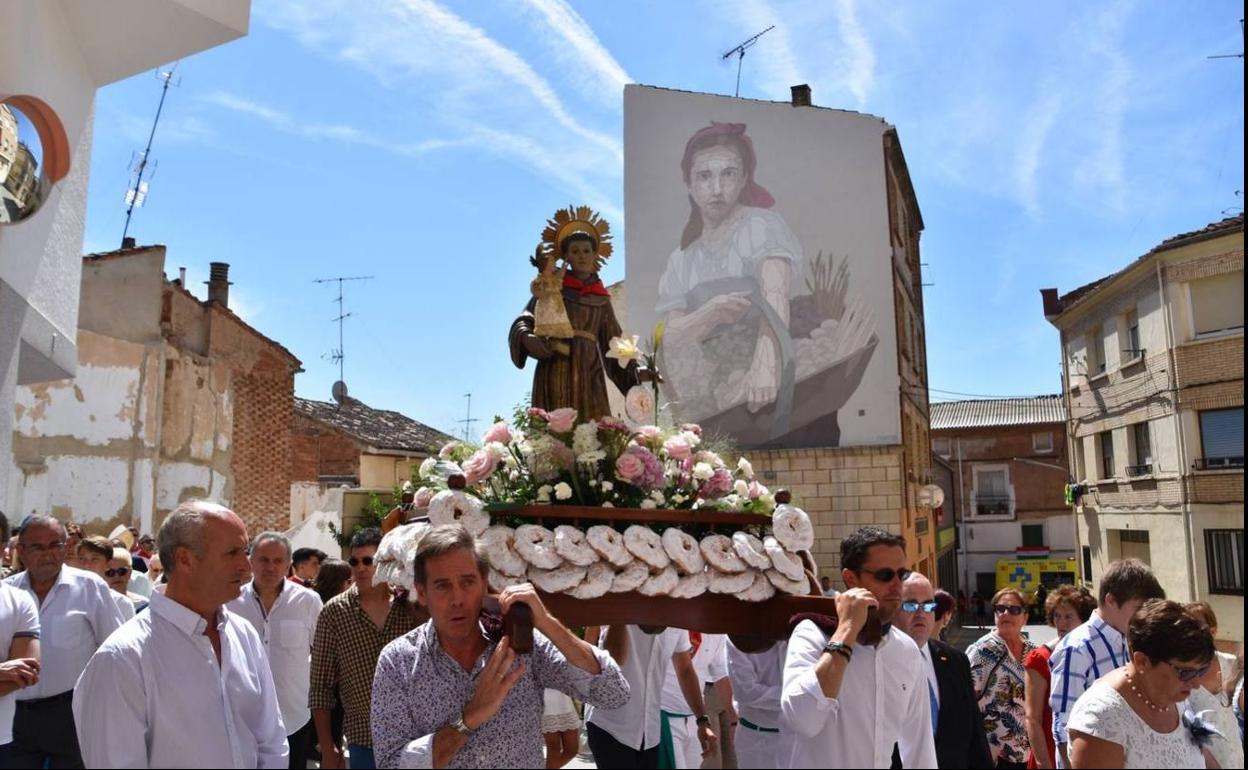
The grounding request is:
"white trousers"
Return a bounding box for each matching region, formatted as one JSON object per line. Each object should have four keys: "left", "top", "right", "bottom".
{"left": 667, "top": 714, "right": 703, "bottom": 770}
{"left": 733, "top": 722, "right": 780, "bottom": 770}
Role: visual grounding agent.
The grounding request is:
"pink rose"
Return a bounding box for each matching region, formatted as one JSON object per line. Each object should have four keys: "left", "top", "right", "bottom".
{"left": 664, "top": 434, "right": 693, "bottom": 461}
{"left": 438, "top": 441, "right": 460, "bottom": 459}
{"left": 615, "top": 452, "right": 646, "bottom": 482}
{"left": 699, "top": 467, "right": 733, "bottom": 499}
{"left": 482, "top": 421, "right": 512, "bottom": 445}
{"left": 681, "top": 423, "right": 703, "bottom": 438}
{"left": 598, "top": 417, "right": 629, "bottom": 433}
{"left": 462, "top": 448, "right": 499, "bottom": 486}
{"left": 546, "top": 407, "right": 577, "bottom": 433}
{"left": 413, "top": 486, "right": 435, "bottom": 507}
{"left": 625, "top": 386, "right": 655, "bottom": 424}
{"left": 747, "top": 480, "right": 768, "bottom": 500}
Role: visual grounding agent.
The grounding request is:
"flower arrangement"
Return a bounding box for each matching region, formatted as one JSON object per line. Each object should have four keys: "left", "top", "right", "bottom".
{"left": 414, "top": 407, "right": 775, "bottom": 515}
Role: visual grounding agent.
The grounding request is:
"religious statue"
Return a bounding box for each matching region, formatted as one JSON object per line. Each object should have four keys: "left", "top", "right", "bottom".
{"left": 509, "top": 206, "right": 654, "bottom": 419}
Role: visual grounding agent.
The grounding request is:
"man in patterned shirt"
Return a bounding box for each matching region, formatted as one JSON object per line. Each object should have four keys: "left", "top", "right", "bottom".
{"left": 370, "top": 525, "right": 629, "bottom": 768}
{"left": 1049, "top": 558, "right": 1163, "bottom": 768}
{"left": 310, "top": 527, "right": 425, "bottom": 769}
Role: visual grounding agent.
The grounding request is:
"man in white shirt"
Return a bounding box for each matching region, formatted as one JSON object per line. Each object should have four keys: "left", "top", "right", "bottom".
{"left": 660, "top": 632, "right": 731, "bottom": 769}
{"left": 0, "top": 566, "right": 41, "bottom": 761}
{"left": 781, "top": 525, "right": 937, "bottom": 769}
{"left": 72, "top": 500, "right": 289, "bottom": 768}
{"left": 228, "top": 531, "right": 322, "bottom": 769}
{"left": 587, "top": 625, "right": 714, "bottom": 768}
{"left": 4, "top": 515, "right": 125, "bottom": 768}
{"left": 726, "top": 637, "right": 785, "bottom": 770}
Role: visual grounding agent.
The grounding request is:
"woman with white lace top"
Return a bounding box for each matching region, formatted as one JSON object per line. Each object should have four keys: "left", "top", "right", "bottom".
{"left": 1067, "top": 599, "right": 1216, "bottom": 769}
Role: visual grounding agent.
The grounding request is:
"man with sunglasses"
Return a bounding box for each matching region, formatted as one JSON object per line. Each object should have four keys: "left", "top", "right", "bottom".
{"left": 891, "top": 572, "right": 992, "bottom": 769}
{"left": 310, "top": 527, "right": 425, "bottom": 769}
{"left": 781, "top": 526, "right": 937, "bottom": 768}
{"left": 1048, "top": 558, "right": 1164, "bottom": 769}
{"left": 3, "top": 516, "right": 125, "bottom": 768}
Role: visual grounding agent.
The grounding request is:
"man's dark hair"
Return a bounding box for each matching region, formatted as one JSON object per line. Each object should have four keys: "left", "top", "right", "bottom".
{"left": 840, "top": 526, "right": 906, "bottom": 573}
{"left": 560, "top": 231, "right": 597, "bottom": 256}
{"left": 349, "top": 527, "right": 383, "bottom": 551}
{"left": 0, "top": 511, "right": 8, "bottom": 543}
{"left": 1129, "top": 599, "right": 1214, "bottom": 665}
{"left": 1099, "top": 558, "right": 1164, "bottom": 606}
{"left": 292, "top": 547, "right": 327, "bottom": 567}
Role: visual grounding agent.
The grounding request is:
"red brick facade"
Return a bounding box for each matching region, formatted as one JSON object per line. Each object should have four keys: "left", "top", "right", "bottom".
{"left": 932, "top": 422, "right": 1069, "bottom": 522}
{"left": 290, "top": 413, "right": 364, "bottom": 483}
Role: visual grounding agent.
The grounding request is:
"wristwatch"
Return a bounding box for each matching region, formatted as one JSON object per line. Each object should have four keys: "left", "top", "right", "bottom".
{"left": 822, "top": 639, "right": 853, "bottom": 662}
{"left": 451, "top": 714, "right": 474, "bottom": 737}
{"left": 695, "top": 715, "right": 711, "bottom": 726}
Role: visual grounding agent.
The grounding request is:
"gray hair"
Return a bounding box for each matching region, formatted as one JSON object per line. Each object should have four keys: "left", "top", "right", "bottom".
{"left": 250, "top": 531, "right": 292, "bottom": 560}
{"left": 157, "top": 500, "right": 231, "bottom": 576}
{"left": 17, "top": 514, "right": 66, "bottom": 542}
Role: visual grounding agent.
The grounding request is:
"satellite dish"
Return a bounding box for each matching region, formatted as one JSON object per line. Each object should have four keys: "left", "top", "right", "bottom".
{"left": 332, "top": 380, "right": 348, "bottom": 404}
{"left": 918, "top": 484, "right": 945, "bottom": 509}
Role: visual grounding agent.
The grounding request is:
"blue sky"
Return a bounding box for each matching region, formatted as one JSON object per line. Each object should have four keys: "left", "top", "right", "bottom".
{"left": 81, "top": 0, "right": 1244, "bottom": 439}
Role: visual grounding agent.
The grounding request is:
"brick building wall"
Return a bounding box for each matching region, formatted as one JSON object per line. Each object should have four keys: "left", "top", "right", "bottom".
{"left": 933, "top": 423, "right": 1069, "bottom": 520}
{"left": 290, "top": 412, "right": 363, "bottom": 482}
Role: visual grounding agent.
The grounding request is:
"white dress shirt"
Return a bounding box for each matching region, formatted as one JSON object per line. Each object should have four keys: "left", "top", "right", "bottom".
{"left": 3, "top": 565, "right": 125, "bottom": 699}
{"left": 782, "top": 620, "right": 937, "bottom": 769}
{"left": 661, "top": 632, "right": 728, "bottom": 713}
{"left": 727, "top": 639, "right": 786, "bottom": 730}
{"left": 0, "top": 584, "right": 40, "bottom": 745}
{"left": 113, "top": 591, "right": 136, "bottom": 622}
{"left": 586, "top": 626, "right": 691, "bottom": 750}
{"left": 72, "top": 590, "right": 289, "bottom": 768}
{"left": 227, "top": 579, "right": 322, "bottom": 734}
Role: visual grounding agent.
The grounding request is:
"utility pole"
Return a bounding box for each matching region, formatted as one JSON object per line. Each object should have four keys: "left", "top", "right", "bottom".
{"left": 722, "top": 26, "right": 775, "bottom": 98}
{"left": 122, "top": 64, "right": 179, "bottom": 245}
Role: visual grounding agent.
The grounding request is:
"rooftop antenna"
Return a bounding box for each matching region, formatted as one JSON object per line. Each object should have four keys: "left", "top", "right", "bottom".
{"left": 457, "top": 393, "right": 479, "bottom": 442}
{"left": 122, "top": 64, "right": 180, "bottom": 246}
{"left": 1207, "top": 18, "right": 1244, "bottom": 59}
{"left": 722, "top": 25, "right": 775, "bottom": 98}
{"left": 313, "top": 275, "right": 375, "bottom": 406}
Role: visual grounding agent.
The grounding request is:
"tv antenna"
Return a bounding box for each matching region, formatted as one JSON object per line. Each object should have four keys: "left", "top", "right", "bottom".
{"left": 722, "top": 25, "right": 775, "bottom": 98}
{"left": 1207, "top": 18, "right": 1243, "bottom": 59}
{"left": 313, "top": 274, "right": 374, "bottom": 405}
{"left": 457, "top": 393, "right": 479, "bottom": 442}
{"left": 122, "top": 64, "right": 180, "bottom": 246}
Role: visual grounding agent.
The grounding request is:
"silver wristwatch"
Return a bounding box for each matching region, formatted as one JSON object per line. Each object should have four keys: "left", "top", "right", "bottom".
{"left": 451, "top": 714, "right": 474, "bottom": 737}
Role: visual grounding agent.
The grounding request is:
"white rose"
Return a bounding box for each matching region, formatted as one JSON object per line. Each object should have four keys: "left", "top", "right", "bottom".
{"left": 737, "top": 457, "right": 754, "bottom": 479}
{"left": 693, "top": 462, "right": 714, "bottom": 481}
{"left": 640, "top": 499, "right": 657, "bottom": 509}
{"left": 671, "top": 493, "right": 686, "bottom": 505}
{"left": 554, "top": 482, "right": 573, "bottom": 500}
{"left": 601, "top": 502, "right": 614, "bottom": 508}
{"left": 418, "top": 457, "right": 437, "bottom": 479}
{"left": 734, "top": 479, "right": 750, "bottom": 497}
{"left": 600, "top": 481, "right": 614, "bottom": 492}
{"left": 588, "top": 478, "right": 598, "bottom": 487}
{"left": 650, "top": 490, "right": 665, "bottom": 504}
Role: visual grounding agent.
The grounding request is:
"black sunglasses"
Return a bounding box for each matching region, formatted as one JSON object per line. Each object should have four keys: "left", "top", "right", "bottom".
{"left": 105, "top": 567, "right": 131, "bottom": 578}
{"left": 1164, "top": 660, "right": 1211, "bottom": 683}
{"left": 901, "top": 600, "right": 938, "bottom": 613}
{"left": 348, "top": 556, "right": 375, "bottom": 567}
{"left": 994, "top": 604, "right": 1025, "bottom": 616}
{"left": 858, "top": 567, "right": 913, "bottom": 584}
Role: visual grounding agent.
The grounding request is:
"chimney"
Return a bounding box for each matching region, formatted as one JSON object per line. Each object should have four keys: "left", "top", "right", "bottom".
{"left": 206, "top": 262, "right": 231, "bottom": 308}
{"left": 178, "top": 267, "right": 187, "bottom": 286}
{"left": 1040, "top": 288, "right": 1063, "bottom": 319}
{"left": 121, "top": 236, "right": 136, "bottom": 249}
{"left": 791, "top": 84, "right": 812, "bottom": 107}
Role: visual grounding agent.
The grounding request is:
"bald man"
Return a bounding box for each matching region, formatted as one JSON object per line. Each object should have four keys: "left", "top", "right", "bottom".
{"left": 891, "top": 573, "right": 992, "bottom": 769}
{"left": 74, "top": 501, "right": 288, "bottom": 768}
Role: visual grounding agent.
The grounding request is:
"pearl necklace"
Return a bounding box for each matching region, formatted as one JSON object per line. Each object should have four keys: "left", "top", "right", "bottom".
{"left": 1125, "top": 672, "right": 1166, "bottom": 713}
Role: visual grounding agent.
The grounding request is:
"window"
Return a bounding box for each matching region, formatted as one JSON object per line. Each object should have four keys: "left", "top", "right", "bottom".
{"left": 1089, "top": 326, "right": 1107, "bottom": 375}
{"left": 1198, "top": 408, "right": 1245, "bottom": 469}
{"left": 1100, "top": 431, "right": 1116, "bottom": 479}
{"left": 933, "top": 437, "right": 951, "bottom": 457}
{"left": 1119, "top": 529, "right": 1150, "bottom": 543}
{"left": 1074, "top": 438, "right": 1087, "bottom": 480}
{"left": 974, "top": 467, "right": 1011, "bottom": 517}
{"left": 1128, "top": 422, "right": 1152, "bottom": 476}
{"left": 1190, "top": 273, "right": 1244, "bottom": 337}
{"left": 1022, "top": 524, "right": 1046, "bottom": 548}
{"left": 1125, "top": 308, "right": 1141, "bottom": 357}
{"left": 1204, "top": 529, "right": 1244, "bottom": 595}
{"left": 1082, "top": 545, "right": 1093, "bottom": 583}
{"left": 1033, "top": 432, "right": 1054, "bottom": 453}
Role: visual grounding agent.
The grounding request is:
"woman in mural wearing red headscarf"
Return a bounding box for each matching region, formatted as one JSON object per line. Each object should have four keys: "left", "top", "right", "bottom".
{"left": 657, "top": 122, "right": 803, "bottom": 430}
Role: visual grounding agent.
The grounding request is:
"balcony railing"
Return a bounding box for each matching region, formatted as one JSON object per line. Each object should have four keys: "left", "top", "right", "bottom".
{"left": 1194, "top": 456, "right": 1245, "bottom": 471}
{"left": 974, "top": 495, "right": 1012, "bottom": 517}
{"left": 1126, "top": 463, "right": 1154, "bottom": 477}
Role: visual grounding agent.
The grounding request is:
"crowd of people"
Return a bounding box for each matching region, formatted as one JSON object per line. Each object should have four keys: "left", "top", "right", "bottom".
{"left": 0, "top": 507, "right": 1243, "bottom": 769}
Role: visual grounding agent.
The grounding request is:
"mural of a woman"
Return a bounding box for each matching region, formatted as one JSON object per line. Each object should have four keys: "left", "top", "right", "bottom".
{"left": 657, "top": 122, "right": 804, "bottom": 430}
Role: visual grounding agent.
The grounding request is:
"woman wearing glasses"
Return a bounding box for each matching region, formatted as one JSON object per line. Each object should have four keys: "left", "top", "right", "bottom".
{"left": 967, "top": 587, "right": 1036, "bottom": 769}
{"left": 1066, "top": 599, "right": 1215, "bottom": 768}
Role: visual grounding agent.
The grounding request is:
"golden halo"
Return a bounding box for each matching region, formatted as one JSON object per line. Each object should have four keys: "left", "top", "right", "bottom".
{"left": 540, "top": 205, "right": 613, "bottom": 267}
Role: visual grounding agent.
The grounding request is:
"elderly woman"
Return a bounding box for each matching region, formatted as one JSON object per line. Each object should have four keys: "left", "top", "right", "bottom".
{"left": 1023, "top": 585, "right": 1095, "bottom": 769}
{"left": 105, "top": 546, "right": 148, "bottom": 614}
{"left": 1068, "top": 600, "right": 1215, "bottom": 768}
{"left": 967, "top": 587, "right": 1036, "bottom": 769}
{"left": 1181, "top": 602, "right": 1242, "bottom": 770}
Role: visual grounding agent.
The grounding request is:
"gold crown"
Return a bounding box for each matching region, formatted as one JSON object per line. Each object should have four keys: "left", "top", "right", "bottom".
{"left": 541, "top": 205, "right": 613, "bottom": 267}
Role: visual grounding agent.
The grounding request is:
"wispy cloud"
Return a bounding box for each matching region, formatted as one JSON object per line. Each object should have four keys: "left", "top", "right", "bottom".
{"left": 1015, "top": 92, "right": 1062, "bottom": 218}
{"left": 833, "top": 0, "right": 875, "bottom": 108}
{"left": 517, "top": 0, "right": 632, "bottom": 109}
{"left": 1070, "top": 0, "right": 1132, "bottom": 214}
{"left": 728, "top": 0, "right": 806, "bottom": 98}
